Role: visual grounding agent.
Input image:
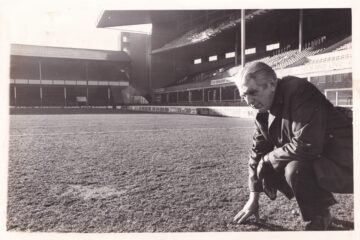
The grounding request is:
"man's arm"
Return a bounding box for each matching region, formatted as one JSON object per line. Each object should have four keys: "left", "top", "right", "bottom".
{"left": 266, "top": 82, "right": 328, "bottom": 171}
{"left": 249, "top": 120, "right": 274, "bottom": 192}
{"left": 234, "top": 119, "right": 273, "bottom": 224}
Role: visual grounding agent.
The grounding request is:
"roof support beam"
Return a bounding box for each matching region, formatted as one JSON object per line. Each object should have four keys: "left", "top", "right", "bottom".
{"left": 39, "top": 61, "right": 43, "bottom": 106}
{"left": 299, "top": 9, "right": 304, "bottom": 52}
{"left": 235, "top": 28, "right": 239, "bottom": 66}
{"left": 241, "top": 9, "right": 246, "bottom": 67}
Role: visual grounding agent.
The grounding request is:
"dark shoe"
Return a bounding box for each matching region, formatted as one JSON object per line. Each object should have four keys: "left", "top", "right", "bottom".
{"left": 305, "top": 210, "right": 332, "bottom": 231}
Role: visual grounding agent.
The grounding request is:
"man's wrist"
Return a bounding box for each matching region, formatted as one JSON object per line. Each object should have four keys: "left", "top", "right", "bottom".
{"left": 249, "top": 191, "right": 260, "bottom": 201}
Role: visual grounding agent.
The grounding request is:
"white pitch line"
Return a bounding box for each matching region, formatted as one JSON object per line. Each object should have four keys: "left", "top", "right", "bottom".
{"left": 10, "top": 122, "right": 161, "bottom": 130}
{"left": 9, "top": 126, "right": 254, "bottom": 137}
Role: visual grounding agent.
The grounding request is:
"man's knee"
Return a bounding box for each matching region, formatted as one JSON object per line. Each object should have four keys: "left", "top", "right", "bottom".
{"left": 284, "top": 161, "right": 313, "bottom": 187}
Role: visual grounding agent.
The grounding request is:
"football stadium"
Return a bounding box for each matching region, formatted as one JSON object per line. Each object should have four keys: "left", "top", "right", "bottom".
{"left": 7, "top": 8, "right": 354, "bottom": 232}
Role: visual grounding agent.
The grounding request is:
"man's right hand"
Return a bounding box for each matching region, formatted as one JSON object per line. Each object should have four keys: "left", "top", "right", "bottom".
{"left": 233, "top": 192, "right": 260, "bottom": 224}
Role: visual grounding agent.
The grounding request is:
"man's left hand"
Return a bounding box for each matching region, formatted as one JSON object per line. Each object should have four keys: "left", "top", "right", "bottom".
{"left": 257, "top": 155, "right": 273, "bottom": 180}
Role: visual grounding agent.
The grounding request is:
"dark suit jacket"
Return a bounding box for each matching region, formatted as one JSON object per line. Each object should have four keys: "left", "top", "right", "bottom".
{"left": 249, "top": 76, "right": 353, "bottom": 193}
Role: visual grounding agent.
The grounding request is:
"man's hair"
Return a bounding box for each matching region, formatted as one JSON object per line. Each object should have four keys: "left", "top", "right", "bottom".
{"left": 239, "top": 62, "right": 277, "bottom": 88}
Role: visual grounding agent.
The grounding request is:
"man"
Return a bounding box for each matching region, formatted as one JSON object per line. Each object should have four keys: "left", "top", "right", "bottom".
{"left": 233, "top": 62, "right": 353, "bottom": 230}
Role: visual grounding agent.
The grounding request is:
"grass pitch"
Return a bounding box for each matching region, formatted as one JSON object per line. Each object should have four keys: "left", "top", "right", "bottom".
{"left": 7, "top": 113, "right": 354, "bottom": 232}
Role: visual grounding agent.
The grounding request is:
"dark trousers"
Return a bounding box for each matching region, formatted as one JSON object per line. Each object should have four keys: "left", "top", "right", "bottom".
{"left": 276, "top": 161, "right": 337, "bottom": 221}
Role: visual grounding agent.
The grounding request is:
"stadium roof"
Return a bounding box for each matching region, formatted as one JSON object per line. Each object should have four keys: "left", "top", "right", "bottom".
{"left": 97, "top": 10, "right": 151, "bottom": 28}
{"left": 151, "top": 10, "right": 272, "bottom": 54}
{"left": 11, "top": 44, "right": 131, "bottom": 62}
{"left": 97, "top": 10, "right": 198, "bottom": 28}
{"left": 96, "top": 10, "right": 273, "bottom": 54}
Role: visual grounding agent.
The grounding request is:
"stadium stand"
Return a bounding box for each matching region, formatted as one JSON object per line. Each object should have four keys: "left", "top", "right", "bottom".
{"left": 152, "top": 32, "right": 351, "bottom": 107}
{"left": 42, "top": 86, "right": 66, "bottom": 106}
{"left": 88, "top": 87, "right": 110, "bottom": 106}
{"left": 146, "top": 9, "right": 351, "bottom": 107}
{"left": 15, "top": 85, "right": 42, "bottom": 106}
{"left": 66, "top": 86, "right": 87, "bottom": 107}
{"left": 12, "top": 9, "right": 350, "bottom": 110}
{"left": 9, "top": 44, "right": 137, "bottom": 107}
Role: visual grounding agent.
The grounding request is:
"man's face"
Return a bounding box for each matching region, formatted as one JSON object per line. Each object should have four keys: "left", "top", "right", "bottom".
{"left": 239, "top": 78, "right": 276, "bottom": 113}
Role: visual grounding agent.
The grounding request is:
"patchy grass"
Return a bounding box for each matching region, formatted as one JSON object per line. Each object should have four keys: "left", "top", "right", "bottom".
{"left": 7, "top": 114, "right": 354, "bottom": 232}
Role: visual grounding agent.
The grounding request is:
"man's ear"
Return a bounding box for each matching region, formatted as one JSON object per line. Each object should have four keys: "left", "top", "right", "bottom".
{"left": 269, "top": 79, "right": 277, "bottom": 90}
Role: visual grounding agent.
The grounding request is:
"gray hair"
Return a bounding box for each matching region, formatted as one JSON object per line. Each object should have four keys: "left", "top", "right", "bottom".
{"left": 239, "top": 62, "right": 277, "bottom": 88}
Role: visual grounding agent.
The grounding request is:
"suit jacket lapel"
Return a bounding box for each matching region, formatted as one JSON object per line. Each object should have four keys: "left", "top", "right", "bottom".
{"left": 268, "top": 82, "right": 283, "bottom": 141}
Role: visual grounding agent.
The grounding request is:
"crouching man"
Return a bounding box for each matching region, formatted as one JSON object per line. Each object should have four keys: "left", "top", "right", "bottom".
{"left": 233, "top": 62, "right": 353, "bottom": 230}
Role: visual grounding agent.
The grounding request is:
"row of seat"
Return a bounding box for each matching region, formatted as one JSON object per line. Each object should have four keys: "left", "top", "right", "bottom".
{"left": 336, "top": 42, "right": 352, "bottom": 51}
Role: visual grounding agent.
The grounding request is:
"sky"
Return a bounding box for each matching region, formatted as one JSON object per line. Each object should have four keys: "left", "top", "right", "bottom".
{"left": 1, "top": 1, "right": 152, "bottom": 51}
{"left": 8, "top": 8, "right": 121, "bottom": 50}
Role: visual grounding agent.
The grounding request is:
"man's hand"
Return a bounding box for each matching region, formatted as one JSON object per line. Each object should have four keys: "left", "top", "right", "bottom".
{"left": 257, "top": 155, "right": 273, "bottom": 180}
{"left": 257, "top": 155, "right": 278, "bottom": 200}
{"left": 233, "top": 192, "right": 260, "bottom": 224}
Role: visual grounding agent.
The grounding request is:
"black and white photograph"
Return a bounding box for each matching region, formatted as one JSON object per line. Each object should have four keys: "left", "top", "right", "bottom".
{"left": 0, "top": 0, "right": 358, "bottom": 239}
